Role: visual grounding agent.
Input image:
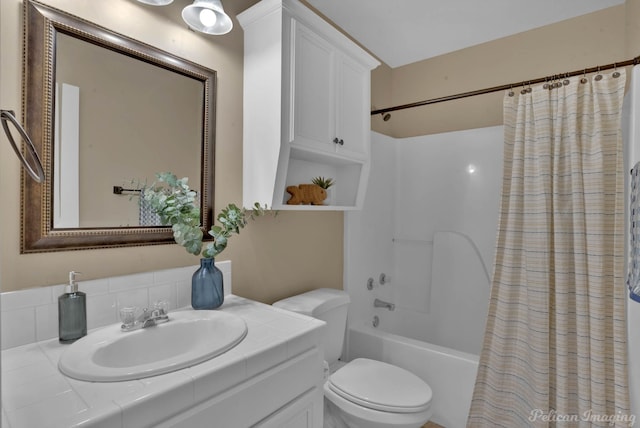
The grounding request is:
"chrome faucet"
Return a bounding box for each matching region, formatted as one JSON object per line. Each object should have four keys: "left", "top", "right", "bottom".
{"left": 374, "top": 298, "right": 395, "bottom": 311}
{"left": 120, "top": 301, "right": 169, "bottom": 331}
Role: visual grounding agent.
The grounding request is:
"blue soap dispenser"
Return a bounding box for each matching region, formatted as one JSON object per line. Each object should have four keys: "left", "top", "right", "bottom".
{"left": 58, "top": 271, "right": 87, "bottom": 343}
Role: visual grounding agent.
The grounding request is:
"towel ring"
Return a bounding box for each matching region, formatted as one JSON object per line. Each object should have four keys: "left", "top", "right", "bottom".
{"left": 0, "top": 109, "right": 45, "bottom": 183}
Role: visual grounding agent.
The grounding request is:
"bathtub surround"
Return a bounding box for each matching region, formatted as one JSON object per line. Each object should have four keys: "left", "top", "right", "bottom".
{"left": 344, "top": 128, "right": 502, "bottom": 427}
{"left": 469, "top": 70, "right": 630, "bottom": 425}
{"left": 372, "top": 128, "right": 500, "bottom": 355}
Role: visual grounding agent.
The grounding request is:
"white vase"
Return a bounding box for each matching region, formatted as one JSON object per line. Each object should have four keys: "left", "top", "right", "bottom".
{"left": 324, "top": 187, "right": 334, "bottom": 205}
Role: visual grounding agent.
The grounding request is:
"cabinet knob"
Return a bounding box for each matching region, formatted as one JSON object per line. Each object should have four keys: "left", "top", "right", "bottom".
{"left": 333, "top": 138, "right": 344, "bottom": 146}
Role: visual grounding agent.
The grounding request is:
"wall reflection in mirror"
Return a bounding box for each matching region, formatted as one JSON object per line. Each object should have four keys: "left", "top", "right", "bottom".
{"left": 22, "top": 0, "right": 215, "bottom": 252}
{"left": 54, "top": 33, "right": 202, "bottom": 228}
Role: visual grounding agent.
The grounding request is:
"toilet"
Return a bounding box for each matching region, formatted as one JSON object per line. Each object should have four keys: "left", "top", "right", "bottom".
{"left": 273, "top": 288, "right": 433, "bottom": 428}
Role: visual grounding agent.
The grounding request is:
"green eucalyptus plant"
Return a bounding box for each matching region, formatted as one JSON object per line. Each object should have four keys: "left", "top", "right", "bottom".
{"left": 142, "top": 172, "right": 267, "bottom": 259}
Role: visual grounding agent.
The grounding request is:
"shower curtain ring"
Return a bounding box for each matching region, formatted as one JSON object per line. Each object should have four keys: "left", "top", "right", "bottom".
{"left": 520, "top": 81, "right": 527, "bottom": 95}
{"left": 613, "top": 63, "right": 621, "bottom": 79}
{"left": 508, "top": 84, "right": 515, "bottom": 97}
{"left": 580, "top": 69, "right": 588, "bottom": 84}
{"left": 595, "top": 66, "right": 603, "bottom": 81}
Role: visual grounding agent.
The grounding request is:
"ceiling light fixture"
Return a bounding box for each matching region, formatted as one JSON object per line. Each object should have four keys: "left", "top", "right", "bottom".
{"left": 182, "top": 0, "right": 233, "bottom": 35}
{"left": 136, "top": 0, "right": 232, "bottom": 35}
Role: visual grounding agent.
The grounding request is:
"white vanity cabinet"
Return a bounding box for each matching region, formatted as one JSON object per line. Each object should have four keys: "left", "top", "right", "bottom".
{"left": 1, "top": 296, "right": 326, "bottom": 428}
{"left": 239, "top": 0, "right": 379, "bottom": 210}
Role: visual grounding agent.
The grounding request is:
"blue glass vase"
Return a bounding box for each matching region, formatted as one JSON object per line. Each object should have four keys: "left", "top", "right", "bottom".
{"left": 191, "top": 258, "right": 224, "bottom": 310}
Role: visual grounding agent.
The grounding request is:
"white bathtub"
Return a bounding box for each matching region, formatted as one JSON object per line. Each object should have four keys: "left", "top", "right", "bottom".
{"left": 345, "top": 323, "right": 479, "bottom": 428}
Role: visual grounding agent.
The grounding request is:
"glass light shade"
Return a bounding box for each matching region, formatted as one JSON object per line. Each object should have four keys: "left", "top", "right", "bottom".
{"left": 182, "top": 0, "right": 233, "bottom": 35}
{"left": 137, "top": 0, "right": 174, "bottom": 5}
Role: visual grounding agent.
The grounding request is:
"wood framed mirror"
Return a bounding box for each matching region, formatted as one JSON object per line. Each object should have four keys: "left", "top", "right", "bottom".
{"left": 22, "top": 0, "right": 215, "bottom": 253}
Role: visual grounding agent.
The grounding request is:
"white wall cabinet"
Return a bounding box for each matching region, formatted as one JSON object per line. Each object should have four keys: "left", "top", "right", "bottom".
{"left": 291, "top": 22, "right": 369, "bottom": 160}
{"left": 239, "top": 0, "right": 379, "bottom": 210}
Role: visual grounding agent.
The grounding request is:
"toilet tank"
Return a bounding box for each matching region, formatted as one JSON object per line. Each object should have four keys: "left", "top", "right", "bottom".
{"left": 273, "top": 288, "right": 350, "bottom": 364}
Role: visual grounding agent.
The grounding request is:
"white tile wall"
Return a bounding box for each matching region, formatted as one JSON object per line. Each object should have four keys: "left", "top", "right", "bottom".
{"left": 1, "top": 261, "right": 232, "bottom": 350}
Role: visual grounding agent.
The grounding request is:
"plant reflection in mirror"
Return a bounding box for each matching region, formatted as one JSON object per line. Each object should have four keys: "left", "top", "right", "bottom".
{"left": 141, "top": 172, "right": 268, "bottom": 258}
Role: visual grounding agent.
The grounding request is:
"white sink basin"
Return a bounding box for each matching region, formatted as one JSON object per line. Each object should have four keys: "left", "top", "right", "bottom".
{"left": 59, "top": 310, "right": 247, "bottom": 382}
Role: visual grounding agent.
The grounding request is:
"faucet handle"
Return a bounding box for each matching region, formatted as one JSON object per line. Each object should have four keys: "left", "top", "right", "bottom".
{"left": 119, "top": 306, "right": 137, "bottom": 328}
{"left": 152, "top": 300, "right": 169, "bottom": 315}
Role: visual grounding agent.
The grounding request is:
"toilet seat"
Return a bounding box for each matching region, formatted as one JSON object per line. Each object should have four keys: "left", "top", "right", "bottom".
{"left": 327, "top": 358, "right": 432, "bottom": 414}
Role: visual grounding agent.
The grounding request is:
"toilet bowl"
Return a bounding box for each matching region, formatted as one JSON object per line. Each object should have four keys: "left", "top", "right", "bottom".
{"left": 273, "top": 288, "right": 433, "bottom": 428}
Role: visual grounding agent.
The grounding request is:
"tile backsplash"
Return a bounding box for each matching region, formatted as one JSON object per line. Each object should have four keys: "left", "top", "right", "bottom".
{"left": 1, "top": 261, "right": 232, "bottom": 350}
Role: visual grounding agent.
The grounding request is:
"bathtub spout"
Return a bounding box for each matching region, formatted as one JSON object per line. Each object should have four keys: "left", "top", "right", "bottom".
{"left": 374, "top": 298, "right": 395, "bottom": 311}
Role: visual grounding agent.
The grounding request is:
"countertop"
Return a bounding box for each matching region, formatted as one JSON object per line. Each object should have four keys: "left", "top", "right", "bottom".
{"left": 1, "top": 295, "right": 325, "bottom": 428}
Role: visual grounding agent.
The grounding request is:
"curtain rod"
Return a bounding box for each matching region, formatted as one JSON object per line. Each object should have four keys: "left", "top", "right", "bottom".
{"left": 371, "top": 55, "right": 640, "bottom": 116}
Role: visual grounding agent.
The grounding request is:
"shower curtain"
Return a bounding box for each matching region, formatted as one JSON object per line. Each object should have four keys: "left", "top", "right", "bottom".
{"left": 468, "top": 69, "right": 630, "bottom": 427}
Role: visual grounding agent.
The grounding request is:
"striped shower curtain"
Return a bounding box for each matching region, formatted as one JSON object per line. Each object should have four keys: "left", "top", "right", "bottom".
{"left": 468, "top": 69, "right": 630, "bottom": 427}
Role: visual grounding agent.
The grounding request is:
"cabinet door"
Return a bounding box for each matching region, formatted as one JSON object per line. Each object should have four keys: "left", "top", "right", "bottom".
{"left": 253, "top": 388, "right": 321, "bottom": 428}
{"left": 335, "top": 54, "right": 369, "bottom": 159}
{"left": 291, "top": 21, "right": 336, "bottom": 154}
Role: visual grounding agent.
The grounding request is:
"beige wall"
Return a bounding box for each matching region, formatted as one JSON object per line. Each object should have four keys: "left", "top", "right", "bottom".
{"left": 3, "top": 0, "right": 638, "bottom": 300}
{"left": 628, "top": 0, "right": 640, "bottom": 57}
{"left": 371, "top": 4, "right": 631, "bottom": 138}
{"left": 56, "top": 34, "right": 203, "bottom": 227}
{"left": 0, "top": 0, "right": 343, "bottom": 303}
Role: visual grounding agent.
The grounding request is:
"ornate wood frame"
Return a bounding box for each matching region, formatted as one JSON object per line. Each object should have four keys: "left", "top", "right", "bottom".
{"left": 21, "top": 0, "right": 216, "bottom": 253}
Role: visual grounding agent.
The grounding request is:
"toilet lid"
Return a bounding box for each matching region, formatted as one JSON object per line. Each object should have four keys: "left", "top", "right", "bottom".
{"left": 328, "top": 358, "right": 432, "bottom": 413}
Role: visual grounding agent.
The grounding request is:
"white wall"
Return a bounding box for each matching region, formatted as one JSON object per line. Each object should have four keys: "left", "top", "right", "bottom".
{"left": 344, "top": 132, "right": 396, "bottom": 327}
{"left": 390, "top": 127, "right": 502, "bottom": 354}
{"left": 344, "top": 128, "right": 502, "bottom": 427}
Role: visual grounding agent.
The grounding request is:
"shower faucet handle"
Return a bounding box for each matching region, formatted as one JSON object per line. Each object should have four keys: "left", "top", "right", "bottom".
{"left": 367, "top": 273, "right": 390, "bottom": 290}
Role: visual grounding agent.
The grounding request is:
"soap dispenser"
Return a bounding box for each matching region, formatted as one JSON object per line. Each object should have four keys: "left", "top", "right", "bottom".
{"left": 58, "top": 271, "right": 87, "bottom": 343}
